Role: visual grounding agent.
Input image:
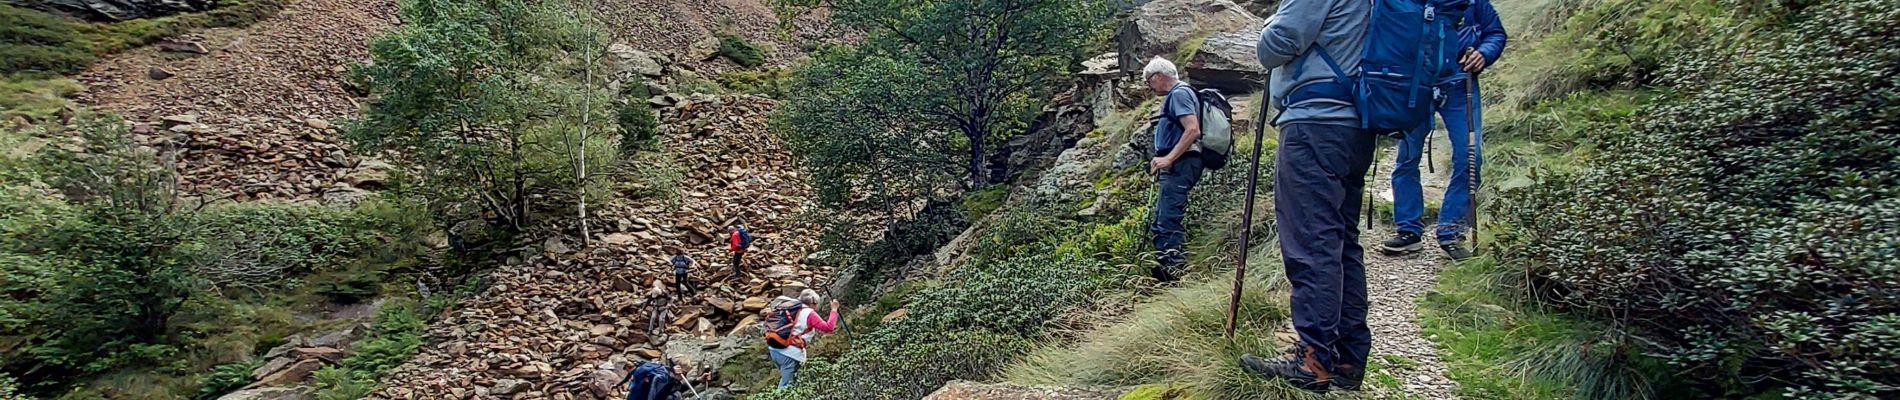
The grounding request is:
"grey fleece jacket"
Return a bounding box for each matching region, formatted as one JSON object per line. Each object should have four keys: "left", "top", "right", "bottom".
{"left": 1256, "top": 0, "right": 1369, "bottom": 127}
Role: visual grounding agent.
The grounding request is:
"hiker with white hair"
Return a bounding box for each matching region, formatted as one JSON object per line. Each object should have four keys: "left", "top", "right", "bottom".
{"left": 1143, "top": 56, "right": 1205, "bottom": 283}
{"left": 760, "top": 288, "right": 840, "bottom": 388}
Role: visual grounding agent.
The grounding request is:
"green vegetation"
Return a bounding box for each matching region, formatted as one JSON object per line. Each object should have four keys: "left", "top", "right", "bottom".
{"left": 1, "top": 2, "right": 285, "bottom": 122}
{"left": 617, "top": 74, "right": 659, "bottom": 154}
{"left": 1420, "top": 257, "right": 1636, "bottom": 399}
{"left": 312, "top": 299, "right": 427, "bottom": 399}
{"left": 715, "top": 32, "right": 768, "bottom": 68}
{"left": 775, "top": 0, "right": 1111, "bottom": 188}
{"left": 1006, "top": 261, "right": 1309, "bottom": 400}
{"left": 192, "top": 360, "right": 259, "bottom": 399}
{"left": 349, "top": 0, "right": 618, "bottom": 230}
{"left": 765, "top": 251, "right": 1123, "bottom": 399}
{"left": 1421, "top": 0, "right": 1900, "bottom": 398}
{"left": 717, "top": 67, "right": 791, "bottom": 98}
{"left": 0, "top": 116, "right": 432, "bottom": 397}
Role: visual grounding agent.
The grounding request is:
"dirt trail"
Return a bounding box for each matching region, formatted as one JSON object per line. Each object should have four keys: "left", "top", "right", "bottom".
{"left": 1361, "top": 131, "right": 1461, "bottom": 399}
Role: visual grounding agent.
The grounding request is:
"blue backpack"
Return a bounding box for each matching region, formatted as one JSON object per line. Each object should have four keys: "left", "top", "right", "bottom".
{"left": 1288, "top": 0, "right": 1470, "bottom": 136}
{"left": 626, "top": 362, "right": 678, "bottom": 400}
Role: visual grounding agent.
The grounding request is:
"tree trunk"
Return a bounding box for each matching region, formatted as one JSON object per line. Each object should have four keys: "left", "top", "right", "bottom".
{"left": 966, "top": 130, "right": 988, "bottom": 188}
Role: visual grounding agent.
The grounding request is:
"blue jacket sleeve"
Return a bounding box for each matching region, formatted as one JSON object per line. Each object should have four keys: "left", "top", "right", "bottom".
{"left": 1472, "top": 0, "right": 1507, "bottom": 67}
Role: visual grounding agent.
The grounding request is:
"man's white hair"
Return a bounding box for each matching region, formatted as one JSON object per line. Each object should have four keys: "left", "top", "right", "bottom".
{"left": 1142, "top": 56, "right": 1179, "bottom": 80}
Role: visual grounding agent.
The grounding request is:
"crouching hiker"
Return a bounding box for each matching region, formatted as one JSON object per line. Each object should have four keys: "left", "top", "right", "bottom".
{"left": 625, "top": 357, "right": 706, "bottom": 400}
{"left": 761, "top": 289, "right": 840, "bottom": 388}
{"left": 1143, "top": 56, "right": 1205, "bottom": 283}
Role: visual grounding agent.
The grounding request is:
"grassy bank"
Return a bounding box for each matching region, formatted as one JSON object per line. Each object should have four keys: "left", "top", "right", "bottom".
{"left": 1, "top": 0, "right": 285, "bottom": 122}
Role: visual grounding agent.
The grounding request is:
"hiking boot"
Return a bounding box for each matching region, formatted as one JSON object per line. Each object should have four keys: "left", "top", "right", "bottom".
{"left": 1380, "top": 232, "right": 1424, "bottom": 254}
{"left": 1239, "top": 346, "right": 1332, "bottom": 392}
{"left": 1271, "top": 344, "right": 1362, "bottom": 391}
{"left": 1441, "top": 241, "right": 1473, "bottom": 261}
{"left": 1331, "top": 363, "right": 1364, "bottom": 391}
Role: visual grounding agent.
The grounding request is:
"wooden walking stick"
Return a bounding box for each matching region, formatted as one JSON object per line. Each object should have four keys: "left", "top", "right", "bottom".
{"left": 1226, "top": 79, "right": 1273, "bottom": 339}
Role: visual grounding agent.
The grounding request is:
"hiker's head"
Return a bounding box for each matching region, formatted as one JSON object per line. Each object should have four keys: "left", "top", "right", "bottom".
{"left": 798, "top": 288, "right": 821, "bottom": 306}
{"left": 1143, "top": 56, "right": 1180, "bottom": 93}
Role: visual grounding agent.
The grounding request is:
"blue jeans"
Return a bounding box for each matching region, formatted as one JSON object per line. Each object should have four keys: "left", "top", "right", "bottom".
{"left": 1393, "top": 81, "right": 1483, "bottom": 242}
{"left": 1274, "top": 122, "right": 1375, "bottom": 371}
{"left": 768, "top": 347, "right": 799, "bottom": 388}
{"left": 1150, "top": 153, "right": 1206, "bottom": 272}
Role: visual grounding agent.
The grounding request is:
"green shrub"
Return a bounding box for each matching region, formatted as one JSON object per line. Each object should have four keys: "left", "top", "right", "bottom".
{"left": 0, "top": 374, "right": 25, "bottom": 400}
{"left": 715, "top": 33, "right": 766, "bottom": 67}
{"left": 616, "top": 76, "right": 658, "bottom": 154}
{"left": 311, "top": 366, "right": 375, "bottom": 400}
{"left": 0, "top": 116, "right": 200, "bottom": 390}
{"left": 783, "top": 252, "right": 1119, "bottom": 399}
{"left": 716, "top": 67, "right": 790, "bottom": 98}
{"left": 1, "top": 2, "right": 284, "bottom": 77}
{"left": 341, "top": 299, "right": 425, "bottom": 376}
{"left": 192, "top": 360, "right": 258, "bottom": 400}
{"left": 1496, "top": 0, "right": 1900, "bottom": 397}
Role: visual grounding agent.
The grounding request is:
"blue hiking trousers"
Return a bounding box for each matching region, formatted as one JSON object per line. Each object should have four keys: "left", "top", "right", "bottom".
{"left": 1392, "top": 81, "right": 1483, "bottom": 242}
{"left": 1273, "top": 122, "right": 1375, "bottom": 371}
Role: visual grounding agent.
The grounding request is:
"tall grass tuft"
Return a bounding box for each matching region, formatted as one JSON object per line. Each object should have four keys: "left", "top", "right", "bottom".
{"left": 1006, "top": 256, "right": 1331, "bottom": 400}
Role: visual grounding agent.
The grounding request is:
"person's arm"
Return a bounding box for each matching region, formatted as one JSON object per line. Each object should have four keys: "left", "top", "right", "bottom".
{"left": 804, "top": 307, "right": 840, "bottom": 333}
{"left": 1164, "top": 113, "right": 1202, "bottom": 164}
{"left": 1255, "top": 0, "right": 1333, "bottom": 69}
{"left": 1474, "top": 0, "right": 1508, "bottom": 69}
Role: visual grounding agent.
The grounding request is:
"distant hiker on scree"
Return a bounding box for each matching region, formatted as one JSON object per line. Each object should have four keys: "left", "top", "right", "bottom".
{"left": 1380, "top": 0, "right": 1508, "bottom": 260}
{"left": 670, "top": 250, "right": 695, "bottom": 296}
{"left": 1144, "top": 56, "right": 1204, "bottom": 283}
{"left": 728, "top": 225, "right": 752, "bottom": 276}
{"left": 761, "top": 288, "right": 839, "bottom": 389}
{"left": 1238, "top": 0, "right": 1375, "bottom": 392}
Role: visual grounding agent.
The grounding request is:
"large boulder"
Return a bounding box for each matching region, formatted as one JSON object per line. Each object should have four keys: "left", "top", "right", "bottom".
{"left": 924, "top": 381, "right": 1121, "bottom": 400}
{"left": 609, "top": 43, "right": 665, "bottom": 78}
{"left": 1122, "top": 0, "right": 1262, "bottom": 64}
{"left": 1184, "top": 31, "right": 1265, "bottom": 93}
{"left": 9, "top": 0, "right": 216, "bottom": 21}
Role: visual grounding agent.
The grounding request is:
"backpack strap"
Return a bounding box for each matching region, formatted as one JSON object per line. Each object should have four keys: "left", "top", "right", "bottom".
{"left": 1160, "top": 83, "right": 1198, "bottom": 123}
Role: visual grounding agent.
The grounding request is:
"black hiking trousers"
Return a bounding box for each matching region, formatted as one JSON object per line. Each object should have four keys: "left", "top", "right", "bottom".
{"left": 1274, "top": 122, "right": 1375, "bottom": 372}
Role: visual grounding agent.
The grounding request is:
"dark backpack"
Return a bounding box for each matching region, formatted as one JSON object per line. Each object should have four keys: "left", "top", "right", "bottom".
{"left": 761, "top": 303, "right": 806, "bottom": 349}
{"left": 626, "top": 361, "right": 677, "bottom": 400}
{"left": 736, "top": 228, "right": 754, "bottom": 249}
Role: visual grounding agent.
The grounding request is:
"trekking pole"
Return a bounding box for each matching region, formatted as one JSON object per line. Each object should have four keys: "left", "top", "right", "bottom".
{"left": 1426, "top": 128, "right": 1435, "bottom": 174}
{"left": 1226, "top": 79, "right": 1273, "bottom": 340}
{"left": 1464, "top": 74, "right": 1480, "bottom": 253}
{"left": 1366, "top": 138, "right": 1379, "bottom": 230}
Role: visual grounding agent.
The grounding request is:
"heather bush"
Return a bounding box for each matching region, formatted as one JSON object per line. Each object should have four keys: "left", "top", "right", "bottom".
{"left": 1496, "top": 0, "right": 1899, "bottom": 396}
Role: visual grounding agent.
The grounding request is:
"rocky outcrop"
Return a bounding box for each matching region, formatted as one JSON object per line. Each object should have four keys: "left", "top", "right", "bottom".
{"left": 1122, "top": 0, "right": 1263, "bottom": 63}
{"left": 215, "top": 386, "right": 316, "bottom": 400}
{"left": 371, "top": 95, "right": 833, "bottom": 399}
{"left": 1184, "top": 31, "right": 1266, "bottom": 93}
{"left": 7, "top": 0, "right": 214, "bottom": 21}
{"left": 924, "top": 381, "right": 1122, "bottom": 400}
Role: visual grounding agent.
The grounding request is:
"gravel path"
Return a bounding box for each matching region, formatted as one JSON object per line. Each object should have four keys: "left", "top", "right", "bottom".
{"left": 1361, "top": 131, "right": 1460, "bottom": 400}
